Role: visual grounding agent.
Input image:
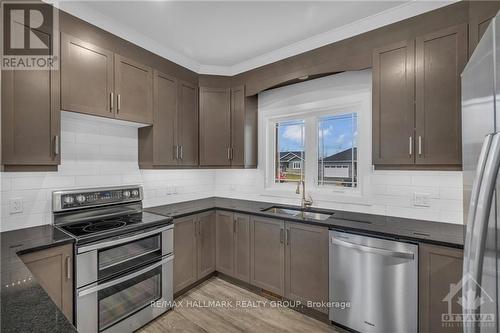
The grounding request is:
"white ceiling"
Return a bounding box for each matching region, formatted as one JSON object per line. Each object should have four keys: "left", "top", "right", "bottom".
{"left": 57, "top": 1, "right": 457, "bottom": 75}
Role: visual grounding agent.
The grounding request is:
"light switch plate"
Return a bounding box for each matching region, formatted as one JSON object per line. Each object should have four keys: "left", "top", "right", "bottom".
{"left": 9, "top": 198, "right": 23, "bottom": 214}
{"left": 414, "top": 193, "right": 431, "bottom": 207}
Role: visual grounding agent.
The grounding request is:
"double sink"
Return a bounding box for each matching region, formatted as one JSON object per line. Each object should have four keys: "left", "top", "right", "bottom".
{"left": 262, "top": 206, "right": 333, "bottom": 221}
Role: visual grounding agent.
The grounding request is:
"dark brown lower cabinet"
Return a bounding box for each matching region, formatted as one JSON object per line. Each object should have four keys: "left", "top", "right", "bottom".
{"left": 250, "top": 216, "right": 285, "bottom": 296}
{"left": 20, "top": 244, "right": 73, "bottom": 322}
{"left": 215, "top": 210, "right": 235, "bottom": 276}
{"left": 419, "top": 244, "right": 463, "bottom": 333}
{"left": 197, "top": 211, "right": 216, "bottom": 279}
{"left": 173, "top": 215, "right": 197, "bottom": 293}
{"left": 234, "top": 214, "right": 251, "bottom": 283}
{"left": 284, "top": 223, "right": 329, "bottom": 313}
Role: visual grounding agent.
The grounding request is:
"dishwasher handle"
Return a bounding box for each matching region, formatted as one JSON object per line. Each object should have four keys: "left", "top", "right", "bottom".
{"left": 331, "top": 237, "right": 415, "bottom": 260}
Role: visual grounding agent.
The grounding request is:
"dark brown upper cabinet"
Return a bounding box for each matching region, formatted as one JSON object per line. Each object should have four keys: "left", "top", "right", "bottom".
{"left": 177, "top": 80, "right": 199, "bottom": 166}
{"left": 372, "top": 40, "right": 415, "bottom": 166}
{"left": 61, "top": 33, "right": 114, "bottom": 118}
{"left": 199, "top": 85, "right": 257, "bottom": 168}
{"left": 60, "top": 33, "right": 153, "bottom": 124}
{"left": 2, "top": 18, "right": 60, "bottom": 171}
{"left": 138, "top": 71, "right": 198, "bottom": 168}
{"left": 114, "top": 54, "right": 153, "bottom": 124}
{"left": 469, "top": 2, "right": 500, "bottom": 56}
{"left": 373, "top": 24, "right": 466, "bottom": 170}
{"left": 415, "top": 24, "right": 467, "bottom": 167}
{"left": 200, "top": 87, "right": 232, "bottom": 167}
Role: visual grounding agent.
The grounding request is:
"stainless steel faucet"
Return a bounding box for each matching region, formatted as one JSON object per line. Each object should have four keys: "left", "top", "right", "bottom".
{"left": 296, "top": 180, "right": 313, "bottom": 209}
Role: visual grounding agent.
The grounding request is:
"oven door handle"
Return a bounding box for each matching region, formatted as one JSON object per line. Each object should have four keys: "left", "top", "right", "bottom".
{"left": 77, "top": 254, "right": 174, "bottom": 298}
{"left": 77, "top": 224, "right": 173, "bottom": 254}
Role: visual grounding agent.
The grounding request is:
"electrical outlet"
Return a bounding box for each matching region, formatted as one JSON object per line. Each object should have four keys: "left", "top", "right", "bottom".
{"left": 414, "top": 193, "right": 431, "bottom": 207}
{"left": 9, "top": 198, "right": 23, "bottom": 214}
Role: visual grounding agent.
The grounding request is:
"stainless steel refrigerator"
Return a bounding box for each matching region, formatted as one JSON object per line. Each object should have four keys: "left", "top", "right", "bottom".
{"left": 462, "top": 11, "right": 500, "bottom": 333}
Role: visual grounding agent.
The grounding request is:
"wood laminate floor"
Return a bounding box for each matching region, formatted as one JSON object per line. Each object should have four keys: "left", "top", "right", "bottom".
{"left": 139, "top": 277, "right": 340, "bottom": 333}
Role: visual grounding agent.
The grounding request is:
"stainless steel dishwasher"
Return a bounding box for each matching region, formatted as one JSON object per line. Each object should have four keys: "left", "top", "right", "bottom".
{"left": 329, "top": 230, "right": 418, "bottom": 333}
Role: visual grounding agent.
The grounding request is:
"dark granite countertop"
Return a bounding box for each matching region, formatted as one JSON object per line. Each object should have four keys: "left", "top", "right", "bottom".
{"left": 1, "top": 225, "right": 77, "bottom": 333}
{"left": 145, "top": 197, "right": 464, "bottom": 248}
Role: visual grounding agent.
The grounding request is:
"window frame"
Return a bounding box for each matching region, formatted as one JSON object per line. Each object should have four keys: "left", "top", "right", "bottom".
{"left": 265, "top": 102, "right": 364, "bottom": 196}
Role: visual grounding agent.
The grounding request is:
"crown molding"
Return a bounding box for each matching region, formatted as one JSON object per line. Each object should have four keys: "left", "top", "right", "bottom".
{"left": 52, "top": 0, "right": 458, "bottom": 76}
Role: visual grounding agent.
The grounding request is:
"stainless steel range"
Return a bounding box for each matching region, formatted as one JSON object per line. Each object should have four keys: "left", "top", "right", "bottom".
{"left": 52, "top": 185, "right": 174, "bottom": 333}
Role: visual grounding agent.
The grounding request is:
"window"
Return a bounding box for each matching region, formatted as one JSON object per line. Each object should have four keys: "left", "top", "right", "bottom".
{"left": 318, "top": 113, "right": 358, "bottom": 188}
{"left": 270, "top": 110, "right": 359, "bottom": 191}
{"left": 275, "top": 120, "right": 305, "bottom": 183}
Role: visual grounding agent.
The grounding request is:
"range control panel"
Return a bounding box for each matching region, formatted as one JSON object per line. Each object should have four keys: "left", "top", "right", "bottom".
{"left": 53, "top": 186, "right": 143, "bottom": 211}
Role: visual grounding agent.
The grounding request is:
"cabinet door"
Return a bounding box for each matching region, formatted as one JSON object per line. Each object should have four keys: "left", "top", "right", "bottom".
{"left": 215, "top": 211, "right": 235, "bottom": 276}
{"left": 415, "top": 25, "right": 467, "bottom": 166}
{"left": 372, "top": 40, "right": 415, "bottom": 166}
{"left": 153, "top": 70, "right": 177, "bottom": 166}
{"left": 2, "top": 68, "right": 60, "bottom": 169}
{"left": 199, "top": 87, "right": 231, "bottom": 166}
{"left": 20, "top": 244, "right": 73, "bottom": 322}
{"left": 114, "top": 54, "right": 153, "bottom": 124}
{"left": 469, "top": 2, "right": 500, "bottom": 56}
{"left": 234, "top": 214, "right": 250, "bottom": 283}
{"left": 61, "top": 33, "right": 114, "bottom": 118}
{"left": 285, "top": 223, "right": 329, "bottom": 313}
{"left": 173, "top": 216, "right": 197, "bottom": 293}
{"left": 178, "top": 81, "right": 199, "bottom": 166}
{"left": 250, "top": 216, "right": 285, "bottom": 296}
{"left": 419, "top": 244, "right": 463, "bottom": 333}
{"left": 197, "top": 211, "right": 216, "bottom": 279}
{"left": 230, "top": 86, "right": 245, "bottom": 167}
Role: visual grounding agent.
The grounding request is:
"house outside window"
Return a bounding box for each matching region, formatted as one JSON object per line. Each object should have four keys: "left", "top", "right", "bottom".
{"left": 275, "top": 120, "right": 305, "bottom": 183}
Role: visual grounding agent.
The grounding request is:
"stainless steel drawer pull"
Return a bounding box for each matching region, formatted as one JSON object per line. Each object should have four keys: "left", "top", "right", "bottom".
{"left": 110, "top": 92, "right": 114, "bottom": 111}
{"left": 227, "top": 147, "right": 231, "bottom": 160}
{"left": 286, "top": 229, "right": 290, "bottom": 245}
{"left": 180, "top": 145, "right": 183, "bottom": 160}
{"left": 409, "top": 136, "right": 412, "bottom": 156}
{"left": 117, "top": 94, "right": 121, "bottom": 112}
{"left": 77, "top": 224, "right": 173, "bottom": 254}
{"left": 331, "top": 238, "right": 414, "bottom": 259}
{"left": 174, "top": 145, "right": 179, "bottom": 160}
{"left": 78, "top": 255, "right": 174, "bottom": 297}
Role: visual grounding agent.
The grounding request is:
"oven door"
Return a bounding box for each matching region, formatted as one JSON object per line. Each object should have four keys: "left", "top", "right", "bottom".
{"left": 76, "top": 254, "right": 173, "bottom": 333}
{"left": 77, "top": 225, "right": 173, "bottom": 288}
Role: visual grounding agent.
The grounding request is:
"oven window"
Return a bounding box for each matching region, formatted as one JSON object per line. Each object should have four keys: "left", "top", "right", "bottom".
{"left": 99, "top": 235, "right": 161, "bottom": 278}
{"left": 98, "top": 265, "right": 161, "bottom": 331}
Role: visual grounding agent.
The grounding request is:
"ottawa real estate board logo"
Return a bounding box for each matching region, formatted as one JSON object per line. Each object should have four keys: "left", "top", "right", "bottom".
{"left": 1, "top": 1, "right": 59, "bottom": 70}
{"left": 442, "top": 272, "right": 495, "bottom": 329}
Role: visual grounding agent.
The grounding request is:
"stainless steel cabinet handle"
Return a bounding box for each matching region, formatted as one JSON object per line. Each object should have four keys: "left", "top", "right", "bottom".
{"left": 409, "top": 136, "right": 412, "bottom": 156}
{"left": 174, "top": 145, "right": 179, "bottom": 160}
{"left": 54, "top": 135, "right": 60, "bottom": 156}
{"left": 418, "top": 136, "right": 422, "bottom": 155}
{"left": 230, "top": 148, "right": 233, "bottom": 160}
{"left": 110, "top": 92, "right": 114, "bottom": 111}
{"left": 78, "top": 224, "right": 173, "bottom": 254}
{"left": 227, "top": 147, "right": 231, "bottom": 160}
{"left": 65, "top": 256, "right": 71, "bottom": 280}
{"left": 280, "top": 229, "right": 284, "bottom": 244}
{"left": 180, "top": 145, "right": 183, "bottom": 160}
{"left": 286, "top": 229, "right": 290, "bottom": 245}
{"left": 78, "top": 255, "right": 174, "bottom": 297}
{"left": 117, "top": 94, "right": 121, "bottom": 112}
{"left": 331, "top": 238, "right": 414, "bottom": 259}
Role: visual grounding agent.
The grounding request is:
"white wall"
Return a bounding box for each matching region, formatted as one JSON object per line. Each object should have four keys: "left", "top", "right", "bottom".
{"left": 0, "top": 112, "right": 215, "bottom": 232}
{"left": 215, "top": 70, "right": 464, "bottom": 224}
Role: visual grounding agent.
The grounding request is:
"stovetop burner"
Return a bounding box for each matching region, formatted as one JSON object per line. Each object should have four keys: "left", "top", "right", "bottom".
{"left": 57, "top": 211, "right": 172, "bottom": 244}
{"left": 82, "top": 220, "right": 127, "bottom": 233}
